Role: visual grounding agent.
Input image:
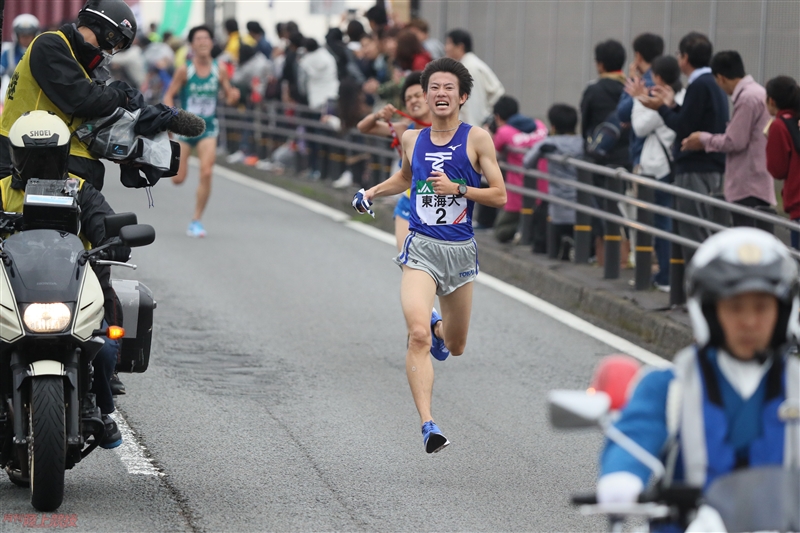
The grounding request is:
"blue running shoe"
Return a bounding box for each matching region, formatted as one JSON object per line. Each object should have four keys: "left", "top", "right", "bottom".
{"left": 421, "top": 420, "right": 450, "bottom": 453}
{"left": 430, "top": 308, "right": 449, "bottom": 361}
{"left": 187, "top": 220, "right": 207, "bottom": 238}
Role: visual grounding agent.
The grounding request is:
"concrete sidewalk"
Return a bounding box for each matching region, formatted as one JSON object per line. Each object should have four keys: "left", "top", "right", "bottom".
{"left": 220, "top": 163, "right": 693, "bottom": 359}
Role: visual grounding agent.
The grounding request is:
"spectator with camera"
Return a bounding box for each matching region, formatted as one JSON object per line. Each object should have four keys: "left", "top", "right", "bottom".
{"left": 617, "top": 33, "right": 664, "bottom": 169}
{"left": 628, "top": 56, "right": 686, "bottom": 291}
{"left": 640, "top": 32, "right": 728, "bottom": 262}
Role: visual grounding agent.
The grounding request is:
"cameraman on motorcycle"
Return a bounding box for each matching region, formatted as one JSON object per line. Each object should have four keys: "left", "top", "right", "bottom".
{"left": 1, "top": 110, "right": 131, "bottom": 449}
{"left": 0, "top": 0, "right": 137, "bottom": 192}
{"left": 597, "top": 227, "right": 800, "bottom": 525}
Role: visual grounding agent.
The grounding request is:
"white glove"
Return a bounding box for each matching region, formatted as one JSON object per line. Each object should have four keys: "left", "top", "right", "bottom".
{"left": 351, "top": 188, "right": 374, "bottom": 218}
{"left": 597, "top": 472, "right": 644, "bottom": 504}
{"left": 686, "top": 504, "right": 728, "bottom": 532}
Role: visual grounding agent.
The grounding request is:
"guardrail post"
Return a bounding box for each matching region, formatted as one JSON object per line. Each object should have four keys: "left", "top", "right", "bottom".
{"left": 519, "top": 172, "right": 536, "bottom": 246}
{"left": 635, "top": 182, "right": 654, "bottom": 290}
{"left": 669, "top": 242, "right": 686, "bottom": 306}
{"left": 603, "top": 172, "right": 621, "bottom": 279}
{"left": 574, "top": 169, "right": 593, "bottom": 264}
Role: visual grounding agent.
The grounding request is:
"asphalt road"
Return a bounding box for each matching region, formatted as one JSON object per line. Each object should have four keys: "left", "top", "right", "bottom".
{"left": 0, "top": 162, "right": 638, "bottom": 532}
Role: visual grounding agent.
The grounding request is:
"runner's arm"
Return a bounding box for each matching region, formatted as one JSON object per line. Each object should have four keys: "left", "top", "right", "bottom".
{"left": 466, "top": 128, "right": 507, "bottom": 208}
{"left": 363, "top": 129, "right": 415, "bottom": 201}
{"left": 357, "top": 104, "right": 408, "bottom": 137}
{"left": 218, "top": 66, "right": 241, "bottom": 106}
{"left": 161, "top": 66, "right": 187, "bottom": 108}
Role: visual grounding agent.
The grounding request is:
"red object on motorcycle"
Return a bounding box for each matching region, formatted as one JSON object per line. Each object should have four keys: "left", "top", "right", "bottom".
{"left": 589, "top": 354, "right": 642, "bottom": 411}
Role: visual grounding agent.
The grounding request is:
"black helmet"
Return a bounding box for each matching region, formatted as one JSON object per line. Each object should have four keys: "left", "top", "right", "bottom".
{"left": 8, "top": 111, "right": 71, "bottom": 183}
{"left": 78, "top": 0, "right": 137, "bottom": 52}
{"left": 686, "top": 227, "right": 800, "bottom": 350}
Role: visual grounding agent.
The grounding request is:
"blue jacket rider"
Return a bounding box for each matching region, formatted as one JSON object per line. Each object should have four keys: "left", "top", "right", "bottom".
{"left": 598, "top": 227, "right": 800, "bottom": 516}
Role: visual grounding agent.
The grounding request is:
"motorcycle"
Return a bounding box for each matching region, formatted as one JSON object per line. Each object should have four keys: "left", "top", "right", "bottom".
{"left": 549, "top": 355, "right": 800, "bottom": 532}
{"left": 0, "top": 178, "right": 156, "bottom": 511}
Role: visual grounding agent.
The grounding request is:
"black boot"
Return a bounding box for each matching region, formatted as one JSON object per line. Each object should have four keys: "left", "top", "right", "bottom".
{"left": 100, "top": 415, "right": 122, "bottom": 449}
{"left": 110, "top": 373, "right": 126, "bottom": 396}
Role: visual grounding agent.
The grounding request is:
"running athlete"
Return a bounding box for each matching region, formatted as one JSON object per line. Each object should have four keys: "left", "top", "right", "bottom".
{"left": 353, "top": 58, "right": 507, "bottom": 453}
{"left": 163, "top": 25, "right": 240, "bottom": 238}
{"left": 357, "top": 71, "right": 432, "bottom": 251}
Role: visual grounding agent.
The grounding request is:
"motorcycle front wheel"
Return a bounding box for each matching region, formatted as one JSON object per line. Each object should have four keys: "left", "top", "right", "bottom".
{"left": 28, "top": 377, "right": 66, "bottom": 512}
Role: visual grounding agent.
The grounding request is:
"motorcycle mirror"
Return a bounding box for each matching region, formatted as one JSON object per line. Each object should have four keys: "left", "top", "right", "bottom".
{"left": 590, "top": 354, "right": 642, "bottom": 411}
{"left": 119, "top": 224, "right": 155, "bottom": 248}
{"left": 548, "top": 389, "right": 611, "bottom": 428}
{"left": 104, "top": 213, "right": 138, "bottom": 238}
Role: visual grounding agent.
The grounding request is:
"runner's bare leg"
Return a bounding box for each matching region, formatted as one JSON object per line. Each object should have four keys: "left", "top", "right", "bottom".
{"left": 438, "top": 281, "right": 473, "bottom": 356}
{"left": 401, "top": 266, "right": 438, "bottom": 425}
{"left": 193, "top": 136, "right": 217, "bottom": 221}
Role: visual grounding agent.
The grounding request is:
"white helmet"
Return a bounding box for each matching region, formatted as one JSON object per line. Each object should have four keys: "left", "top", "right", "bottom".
{"left": 12, "top": 14, "right": 39, "bottom": 40}
{"left": 8, "top": 111, "right": 71, "bottom": 182}
{"left": 686, "top": 227, "right": 800, "bottom": 351}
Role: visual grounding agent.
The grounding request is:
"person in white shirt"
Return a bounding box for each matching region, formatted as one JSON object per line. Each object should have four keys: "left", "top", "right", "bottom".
{"left": 627, "top": 55, "right": 686, "bottom": 290}
{"left": 444, "top": 29, "right": 505, "bottom": 127}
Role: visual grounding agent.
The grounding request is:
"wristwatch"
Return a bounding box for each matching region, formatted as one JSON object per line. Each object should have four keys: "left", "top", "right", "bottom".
{"left": 456, "top": 183, "right": 468, "bottom": 198}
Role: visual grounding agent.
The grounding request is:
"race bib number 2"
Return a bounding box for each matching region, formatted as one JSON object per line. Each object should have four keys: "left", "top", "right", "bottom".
{"left": 416, "top": 179, "right": 467, "bottom": 225}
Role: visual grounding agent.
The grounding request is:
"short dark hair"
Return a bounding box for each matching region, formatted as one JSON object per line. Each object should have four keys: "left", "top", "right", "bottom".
{"left": 346, "top": 20, "right": 366, "bottom": 43}
{"left": 188, "top": 25, "right": 213, "bottom": 43}
{"left": 401, "top": 71, "right": 424, "bottom": 101}
{"left": 288, "top": 32, "right": 304, "bottom": 49}
{"left": 303, "top": 37, "right": 319, "bottom": 53}
{"left": 446, "top": 29, "right": 472, "bottom": 54}
{"left": 766, "top": 75, "right": 800, "bottom": 113}
{"left": 365, "top": 5, "right": 388, "bottom": 26}
{"left": 285, "top": 21, "right": 299, "bottom": 35}
{"left": 678, "top": 32, "right": 713, "bottom": 69}
{"left": 548, "top": 104, "right": 578, "bottom": 134}
{"left": 224, "top": 18, "right": 238, "bottom": 34}
{"left": 493, "top": 95, "right": 519, "bottom": 121}
{"left": 710, "top": 50, "right": 746, "bottom": 80}
{"left": 594, "top": 39, "right": 626, "bottom": 72}
{"left": 651, "top": 55, "right": 682, "bottom": 93}
{"left": 421, "top": 57, "right": 474, "bottom": 99}
{"left": 246, "top": 21, "right": 264, "bottom": 35}
{"left": 632, "top": 33, "right": 664, "bottom": 64}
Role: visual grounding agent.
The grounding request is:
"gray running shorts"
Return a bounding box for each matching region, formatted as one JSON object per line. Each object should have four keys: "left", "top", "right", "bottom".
{"left": 394, "top": 232, "right": 479, "bottom": 296}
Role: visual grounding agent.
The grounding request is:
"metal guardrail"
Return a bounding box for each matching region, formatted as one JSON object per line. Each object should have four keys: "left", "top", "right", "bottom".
{"left": 217, "top": 101, "right": 800, "bottom": 304}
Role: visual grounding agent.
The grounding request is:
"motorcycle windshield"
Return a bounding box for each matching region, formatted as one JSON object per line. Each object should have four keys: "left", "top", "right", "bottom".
{"left": 704, "top": 466, "right": 800, "bottom": 532}
{"left": 2, "top": 229, "right": 85, "bottom": 303}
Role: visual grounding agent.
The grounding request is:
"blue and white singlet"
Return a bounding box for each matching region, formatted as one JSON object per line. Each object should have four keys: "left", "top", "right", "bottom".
{"left": 409, "top": 123, "right": 481, "bottom": 241}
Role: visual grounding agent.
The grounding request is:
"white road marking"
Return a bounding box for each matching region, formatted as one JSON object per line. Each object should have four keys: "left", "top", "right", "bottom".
{"left": 216, "top": 164, "right": 671, "bottom": 367}
{"left": 109, "top": 411, "right": 162, "bottom": 476}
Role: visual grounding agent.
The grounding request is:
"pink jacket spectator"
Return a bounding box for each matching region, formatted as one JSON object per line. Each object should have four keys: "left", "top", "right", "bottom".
{"left": 699, "top": 75, "right": 776, "bottom": 205}
{"left": 494, "top": 118, "right": 548, "bottom": 212}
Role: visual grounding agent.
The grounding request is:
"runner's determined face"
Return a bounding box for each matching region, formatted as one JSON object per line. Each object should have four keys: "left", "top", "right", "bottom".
{"left": 190, "top": 30, "right": 213, "bottom": 57}
{"left": 425, "top": 72, "right": 467, "bottom": 119}
{"left": 403, "top": 84, "right": 429, "bottom": 120}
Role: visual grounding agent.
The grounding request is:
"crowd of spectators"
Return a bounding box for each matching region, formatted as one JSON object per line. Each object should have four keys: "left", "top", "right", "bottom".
{"left": 100, "top": 2, "right": 800, "bottom": 288}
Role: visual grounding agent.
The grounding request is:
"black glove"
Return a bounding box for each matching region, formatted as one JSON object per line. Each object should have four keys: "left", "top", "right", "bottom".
{"left": 99, "top": 245, "right": 131, "bottom": 262}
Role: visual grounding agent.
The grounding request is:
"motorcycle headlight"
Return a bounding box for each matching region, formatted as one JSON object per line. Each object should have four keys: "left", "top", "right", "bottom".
{"left": 23, "top": 303, "right": 72, "bottom": 333}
